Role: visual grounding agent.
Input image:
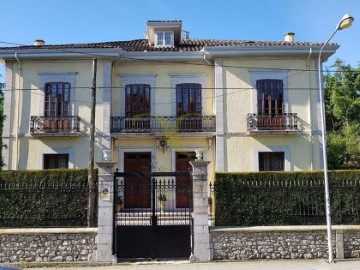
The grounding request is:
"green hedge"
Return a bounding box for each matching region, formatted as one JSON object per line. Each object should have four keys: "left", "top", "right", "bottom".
{"left": 0, "top": 169, "right": 96, "bottom": 228}
{"left": 214, "top": 170, "right": 360, "bottom": 226}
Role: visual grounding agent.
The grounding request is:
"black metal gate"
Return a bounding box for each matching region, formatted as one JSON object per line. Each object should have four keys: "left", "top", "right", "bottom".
{"left": 113, "top": 171, "right": 193, "bottom": 259}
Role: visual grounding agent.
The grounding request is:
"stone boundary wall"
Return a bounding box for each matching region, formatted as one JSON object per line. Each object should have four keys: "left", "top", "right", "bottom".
{"left": 0, "top": 228, "right": 97, "bottom": 263}
{"left": 210, "top": 225, "right": 360, "bottom": 260}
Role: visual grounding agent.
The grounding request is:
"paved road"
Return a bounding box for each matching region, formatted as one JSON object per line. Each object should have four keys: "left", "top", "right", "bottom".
{"left": 22, "top": 259, "right": 360, "bottom": 270}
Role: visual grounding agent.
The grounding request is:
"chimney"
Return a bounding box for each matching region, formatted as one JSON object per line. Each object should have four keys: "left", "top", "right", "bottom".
{"left": 34, "top": 39, "right": 45, "bottom": 46}
{"left": 284, "top": 32, "right": 295, "bottom": 42}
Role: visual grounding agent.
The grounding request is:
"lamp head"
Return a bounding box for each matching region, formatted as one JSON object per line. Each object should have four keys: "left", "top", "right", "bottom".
{"left": 336, "top": 13, "right": 354, "bottom": 30}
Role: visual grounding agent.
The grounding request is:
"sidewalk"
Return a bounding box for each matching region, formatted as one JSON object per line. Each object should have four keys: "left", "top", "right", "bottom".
{"left": 22, "top": 259, "right": 360, "bottom": 270}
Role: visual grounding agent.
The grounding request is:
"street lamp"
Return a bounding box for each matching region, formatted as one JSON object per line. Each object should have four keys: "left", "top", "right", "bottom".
{"left": 318, "top": 13, "right": 354, "bottom": 263}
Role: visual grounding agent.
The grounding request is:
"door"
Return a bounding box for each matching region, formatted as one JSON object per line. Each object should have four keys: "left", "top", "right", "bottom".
{"left": 124, "top": 152, "right": 151, "bottom": 208}
{"left": 176, "top": 152, "right": 195, "bottom": 208}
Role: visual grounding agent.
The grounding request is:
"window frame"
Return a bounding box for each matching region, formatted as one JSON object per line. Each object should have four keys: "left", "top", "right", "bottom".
{"left": 256, "top": 79, "right": 284, "bottom": 115}
{"left": 176, "top": 83, "right": 202, "bottom": 116}
{"left": 43, "top": 153, "right": 69, "bottom": 169}
{"left": 44, "top": 82, "right": 71, "bottom": 117}
{"left": 124, "top": 84, "right": 151, "bottom": 117}
{"left": 155, "top": 31, "right": 174, "bottom": 47}
{"left": 258, "top": 151, "right": 285, "bottom": 171}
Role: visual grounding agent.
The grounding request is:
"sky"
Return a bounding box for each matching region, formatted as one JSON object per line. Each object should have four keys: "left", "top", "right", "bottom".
{"left": 0, "top": 0, "right": 359, "bottom": 83}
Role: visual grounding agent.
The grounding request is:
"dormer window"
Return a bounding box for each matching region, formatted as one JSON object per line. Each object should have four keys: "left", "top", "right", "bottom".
{"left": 156, "top": 31, "right": 174, "bottom": 47}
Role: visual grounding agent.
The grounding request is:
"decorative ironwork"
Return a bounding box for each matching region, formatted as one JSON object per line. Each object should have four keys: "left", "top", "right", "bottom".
{"left": 30, "top": 116, "right": 81, "bottom": 136}
{"left": 247, "top": 113, "right": 298, "bottom": 132}
{"left": 111, "top": 115, "right": 216, "bottom": 134}
{"left": 113, "top": 171, "right": 193, "bottom": 259}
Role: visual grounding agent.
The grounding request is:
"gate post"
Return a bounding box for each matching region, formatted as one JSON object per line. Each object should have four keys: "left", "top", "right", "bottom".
{"left": 190, "top": 153, "right": 211, "bottom": 262}
{"left": 95, "top": 161, "right": 117, "bottom": 263}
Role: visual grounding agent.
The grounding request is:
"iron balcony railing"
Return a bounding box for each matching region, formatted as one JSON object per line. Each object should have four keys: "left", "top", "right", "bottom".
{"left": 30, "top": 116, "right": 81, "bottom": 136}
{"left": 111, "top": 115, "right": 216, "bottom": 134}
{"left": 247, "top": 113, "right": 298, "bottom": 133}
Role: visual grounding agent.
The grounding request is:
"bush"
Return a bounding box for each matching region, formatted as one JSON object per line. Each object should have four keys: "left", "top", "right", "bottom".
{"left": 0, "top": 169, "right": 96, "bottom": 228}
{"left": 214, "top": 170, "right": 360, "bottom": 226}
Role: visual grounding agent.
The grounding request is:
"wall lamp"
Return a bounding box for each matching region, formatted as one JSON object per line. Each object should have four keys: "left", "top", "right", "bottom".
{"left": 156, "top": 138, "right": 170, "bottom": 153}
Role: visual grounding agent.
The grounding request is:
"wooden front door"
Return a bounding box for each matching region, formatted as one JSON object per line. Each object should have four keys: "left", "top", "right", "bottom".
{"left": 124, "top": 152, "right": 151, "bottom": 208}
{"left": 176, "top": 152, "right": 195, "bottom": 208}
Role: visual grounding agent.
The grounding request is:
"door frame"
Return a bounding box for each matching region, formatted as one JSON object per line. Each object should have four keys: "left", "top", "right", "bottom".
{"left": 171, "top": 147, "right": 206, "bottom": 172}
{"left": 118, "top": 148, "right": 156, "bottom": 172}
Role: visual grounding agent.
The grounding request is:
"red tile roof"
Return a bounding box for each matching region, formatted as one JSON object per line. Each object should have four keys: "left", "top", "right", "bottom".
{"left": 0, "top": 38, "right": 332, "bottom": 52}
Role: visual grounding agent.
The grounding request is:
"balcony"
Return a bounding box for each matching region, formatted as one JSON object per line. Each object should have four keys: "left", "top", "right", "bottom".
{"left": 111, "top": 115, "right": 216, "bottom": 135}
{"left": 247, "top": 113, "right": 298, "bottom": 134}
{"left": 30, "top": 116, "right": 81, "bottom": 137}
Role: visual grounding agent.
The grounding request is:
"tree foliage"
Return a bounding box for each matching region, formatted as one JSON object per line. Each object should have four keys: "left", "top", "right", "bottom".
{"left": 325, "top": 60, "right": 360, "bottom": 169}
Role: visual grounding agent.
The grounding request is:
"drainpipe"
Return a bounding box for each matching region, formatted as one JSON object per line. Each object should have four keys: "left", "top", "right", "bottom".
{"left": 14, "top": 52, "right": 21, "bottom": 170}
{"left": 306, "top": 47, "right": 314, "bottom": 170}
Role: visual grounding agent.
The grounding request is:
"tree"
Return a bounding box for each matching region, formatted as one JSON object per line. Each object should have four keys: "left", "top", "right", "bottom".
{"left": 324, "top": 59, "right": 360, "bottom": 169}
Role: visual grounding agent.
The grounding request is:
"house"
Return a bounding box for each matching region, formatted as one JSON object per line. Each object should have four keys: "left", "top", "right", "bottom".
{"left": 0, "top": 20, "right": 338, "bottom": 181}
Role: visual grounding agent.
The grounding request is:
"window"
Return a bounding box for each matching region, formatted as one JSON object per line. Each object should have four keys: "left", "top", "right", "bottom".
{"left": 258, "top": 152, "right": 284, "bottom": 171}
{"left": 156, "top": 32, "right": 174, "bottom": 46}
{"left": 176, "top": 83, "right": 201, "bottom": 116}
{"left": 125, "top": 84, "right": 151, "bottom": 117}
{"left": 43, "top": 154, "right": 69, "bottom": 169}
{"left": 257, "top": 79, "right": 283, "bottom": 115}
{"left": 44, "top": 82, "right": 70, "bottom": 117}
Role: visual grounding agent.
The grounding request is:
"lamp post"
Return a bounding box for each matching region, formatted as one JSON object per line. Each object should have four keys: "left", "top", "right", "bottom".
{"left": 318, "top": 13, "right": 354, "bottom": 263}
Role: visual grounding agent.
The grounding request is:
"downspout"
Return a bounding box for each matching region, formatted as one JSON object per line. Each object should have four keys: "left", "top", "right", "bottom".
{"left": 306, "top": 47, "right": 314, "bottom": 170}
{"left": 203, "top": 49, "right": 216, "bottom": 168}
{"left": 14, "top": 52, "right": 21, "bottom": 170}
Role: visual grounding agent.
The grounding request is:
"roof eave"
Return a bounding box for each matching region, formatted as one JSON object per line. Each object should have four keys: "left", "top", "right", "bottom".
{"left": 0, "top": 48, "right": 124, "bottom": 60}
{"left": 204, "top": 44, "right": 340, "bottom": 60}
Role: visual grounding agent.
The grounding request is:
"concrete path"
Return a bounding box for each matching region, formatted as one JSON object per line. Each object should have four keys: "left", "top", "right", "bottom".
{"left": 22, "top": 259, "right": 360, "bottom": 270}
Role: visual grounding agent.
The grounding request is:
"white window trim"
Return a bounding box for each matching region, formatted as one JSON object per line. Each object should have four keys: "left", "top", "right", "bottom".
{"left": 38, "top": 72, "right": 77, "bottom": 116}
{"left": 155, "top": 31, "right": 174, "bottom": 47}
{"left": 249, "top": 69, "right": 289, "bottom": 113}
{"left": 254, "top": 146, "right": 291, "bottom": 171}
{"left": 38, "top": 148, "right": 74, "bottom": 169}
{"left": 118, "top": 148, "right": 156, "bottom": 172}
{"left": 170, "top": 74, "right": 207, "bottom": 116}
{"left": 119, "top": 75, "right": 156, "bottom": 117}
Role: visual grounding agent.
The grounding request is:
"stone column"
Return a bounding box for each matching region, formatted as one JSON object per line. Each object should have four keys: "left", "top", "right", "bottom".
{"left": 190, "top": 155, "right": 211, "bottom": 262}
{"left": 95, "top": 161, "right": 117, "bottom": 263}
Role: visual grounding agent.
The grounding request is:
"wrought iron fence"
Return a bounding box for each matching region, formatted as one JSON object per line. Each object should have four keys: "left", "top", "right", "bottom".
{"left": 212, "top": 176, "right": 360, "bottom": 226}
{"left": 0, "top": 181, "right": 97, "bottom": 228}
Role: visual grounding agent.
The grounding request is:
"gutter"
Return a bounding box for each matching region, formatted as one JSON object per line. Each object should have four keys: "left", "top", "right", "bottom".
{"left": 14, "top": 52, "right": 21, "bottom": 170}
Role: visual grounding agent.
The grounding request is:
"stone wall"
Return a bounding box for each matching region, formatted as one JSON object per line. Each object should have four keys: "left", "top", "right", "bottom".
{"left": 210, "top": 225, "right": 360, "bottom": 260}
{"left": 0, "top": 228, "right": 97, "bottom": 263}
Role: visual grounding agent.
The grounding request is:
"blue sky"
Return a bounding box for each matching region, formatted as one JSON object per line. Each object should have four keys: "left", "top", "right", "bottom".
{"left": 0, "top": 0, "right": 359, "bottom": 83}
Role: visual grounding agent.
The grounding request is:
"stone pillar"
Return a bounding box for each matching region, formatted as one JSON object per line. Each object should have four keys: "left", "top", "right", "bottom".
{"left": 336, "top": 230, "right": 344, "bottom": 259}
{"left": 190, "top": 155, "right": 211, "bottom": 262}
{"left": 95, "top": 161, "right": 117, "bottom": 263}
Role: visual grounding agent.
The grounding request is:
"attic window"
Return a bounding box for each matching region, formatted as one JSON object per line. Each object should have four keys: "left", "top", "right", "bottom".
{"left": 155, "top": 31, "right": 174, "bottom": 47}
